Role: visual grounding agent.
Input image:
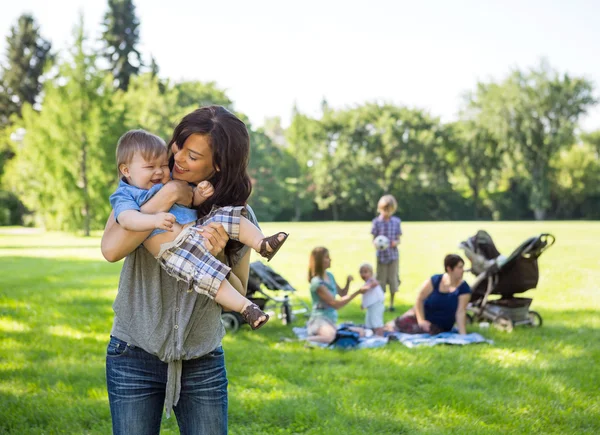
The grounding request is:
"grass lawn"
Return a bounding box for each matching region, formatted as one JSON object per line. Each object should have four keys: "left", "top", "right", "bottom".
{"left": 1, "top": 221, "right": 599, "bottom": 434}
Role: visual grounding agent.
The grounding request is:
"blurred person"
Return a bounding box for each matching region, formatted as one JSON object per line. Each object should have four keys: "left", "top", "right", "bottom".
{"left": 385, "top": 254, "right": 471, "bottom": 335}
{"left": 358, "top": 262, "right": 385, "bottom": 336}
{"left": 371, "top": 194, "right": 402, "bottom": 311}
{"left": 306, "top": 247, "right": 374, "bottom": 343}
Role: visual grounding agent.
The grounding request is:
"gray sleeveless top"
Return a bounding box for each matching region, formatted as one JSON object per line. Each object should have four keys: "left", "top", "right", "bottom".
{"left": 110, "top": 205, "right": 258, "bottom": 416}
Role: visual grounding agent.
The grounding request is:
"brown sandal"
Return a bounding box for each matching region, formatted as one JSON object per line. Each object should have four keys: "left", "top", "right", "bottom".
{"left": 241, "top": 304, "right": 270, "bottom": 330}
{"left": 259, "top": 232, "right": 289, "bottom": 262}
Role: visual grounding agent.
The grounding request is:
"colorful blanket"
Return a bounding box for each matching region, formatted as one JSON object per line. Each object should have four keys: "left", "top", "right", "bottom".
{"left": 292, "top": 327, "right": 492, "bottom": 349}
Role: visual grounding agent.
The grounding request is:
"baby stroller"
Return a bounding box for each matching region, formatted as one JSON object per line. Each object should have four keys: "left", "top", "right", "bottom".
{"left": 459, "top": 230, "right": 555, "bottom": 332}
{"left": 221, "top": 261, "right": 310, "bottom": 332}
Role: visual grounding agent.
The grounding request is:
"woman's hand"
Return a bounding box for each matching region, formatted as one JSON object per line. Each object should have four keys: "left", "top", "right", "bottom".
{"left": 195, "top": 222, "right": 229, "bottom": 256}
{"left": 418, "top": 319, "right": 432, "bottom": 332}
{"left": 359, "top": 284, "right": 371, "bottom": 294}
{"left": 164, "top": 180, "right": 194, "bottom": 207}
{"left": 346, "top": 275, "right": 354, "bottom": 283}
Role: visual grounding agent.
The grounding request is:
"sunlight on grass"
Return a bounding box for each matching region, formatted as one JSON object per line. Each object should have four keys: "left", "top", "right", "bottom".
{"left": 0, "top": 317, "right": 30, "bottom": 332}
{"left": 48, "top": 325, "right": 106, "bottom": 342}
{"left": 1, "top": 223, "right": 599, "bottom": 434}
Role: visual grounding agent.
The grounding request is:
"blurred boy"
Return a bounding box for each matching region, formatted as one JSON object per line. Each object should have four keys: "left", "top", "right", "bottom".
{"left": 371, "top": 194, "right": 402, "bottom": 311}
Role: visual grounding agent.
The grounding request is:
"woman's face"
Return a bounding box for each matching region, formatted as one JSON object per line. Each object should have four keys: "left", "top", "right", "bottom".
{"left": 171, "top": 134, "right": 216, "bottom": 184}
{"left": 322, "top": 253, "right": 331, "bottom": 270}
{"left": 449, "top": 261, "right": 465, "bottom": 281}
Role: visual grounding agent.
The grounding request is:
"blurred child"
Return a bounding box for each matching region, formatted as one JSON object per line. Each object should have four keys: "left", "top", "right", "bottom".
{"left": 359, "top": 263, "right": 385, "bottom": 336}
{"left": 371, "top": 194, "right": 402, "bottom": 311}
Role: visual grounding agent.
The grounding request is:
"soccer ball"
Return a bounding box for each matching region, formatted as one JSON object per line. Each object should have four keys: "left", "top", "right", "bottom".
{"left": 374, "top": 235, "right": 390, "bottom": 251}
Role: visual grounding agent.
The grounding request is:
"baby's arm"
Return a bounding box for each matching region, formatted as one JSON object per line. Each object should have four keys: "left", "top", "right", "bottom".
{"left": 193, "top": 181, "right": 215, "bottom": 207}
{"left": 118, "top": 210, "right": 176, "bottom": 232}
{"left": 102, "top": 182, "right": 192, "bottom": 262}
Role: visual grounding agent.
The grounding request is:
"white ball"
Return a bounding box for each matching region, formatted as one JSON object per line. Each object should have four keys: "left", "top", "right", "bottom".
{"left": 374, "top": 235, "right": 390, "bottom": 251}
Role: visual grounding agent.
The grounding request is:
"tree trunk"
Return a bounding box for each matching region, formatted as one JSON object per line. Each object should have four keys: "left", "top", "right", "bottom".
{"left": 533, "top": 209, "right": 546, "bottom": 220}
{"left": 331, "top": 202, "right": 339, "bottom": 221}
{"left": 469, "top": 179, "right": 480, "bottom": 220}
{"left": 530, "top": 162, "right": 549, "bottom": 221}
{"left": 81, "top": 135, "right": 90, "bottom": 237}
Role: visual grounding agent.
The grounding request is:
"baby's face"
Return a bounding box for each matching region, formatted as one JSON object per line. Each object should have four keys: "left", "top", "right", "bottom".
{"left": 123, "top": 152, "right": 170, "bottom": 190}
{"left": 359, "top": 267, "right": 373, "bottom": 281}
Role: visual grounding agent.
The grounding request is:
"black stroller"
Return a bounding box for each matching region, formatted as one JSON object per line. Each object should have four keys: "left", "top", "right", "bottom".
{"left": 459, "top": 230, "right": 555, "bottom": 331}
{"left": 221, "top": 261, "right": 310, "bottom": 332}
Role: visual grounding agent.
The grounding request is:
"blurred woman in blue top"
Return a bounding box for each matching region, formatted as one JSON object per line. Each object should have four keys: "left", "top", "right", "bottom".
{"left": 306, "top": 247, "right": 371, "bottom": 343}
{"left": 385, "top": 254, "right": 471, "bottom": 335}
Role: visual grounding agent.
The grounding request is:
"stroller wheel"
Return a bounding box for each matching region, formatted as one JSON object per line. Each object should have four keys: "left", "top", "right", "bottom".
{"left": 493, "top": 315, "right": 514, "bottom": 332}
{"left": 221, "top": 312, "right": 241, "bottom": 333}
{"left": 528, "top": 310, "right": 543, "bottom": 328}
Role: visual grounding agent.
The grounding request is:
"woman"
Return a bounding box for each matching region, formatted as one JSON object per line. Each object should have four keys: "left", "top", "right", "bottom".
{"left": 101, "top": 106, "right": 255, "bottom": 434}
{"left": 385, "top": 254, "right": 471, "bottom": 335}
{"left": 306, "top": 247, "right": 371, "bottom": 343}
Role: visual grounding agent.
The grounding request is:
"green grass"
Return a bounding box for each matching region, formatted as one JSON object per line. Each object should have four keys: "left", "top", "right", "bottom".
{"left": 1, "top": 222, "right": 599, "bottom": 434}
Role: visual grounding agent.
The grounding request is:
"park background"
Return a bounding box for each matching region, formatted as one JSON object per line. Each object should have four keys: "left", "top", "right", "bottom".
{"left": 0, "top": 0, "right": 599, "bottom": 434}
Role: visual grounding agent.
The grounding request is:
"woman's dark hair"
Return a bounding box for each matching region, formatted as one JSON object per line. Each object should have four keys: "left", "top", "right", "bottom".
{"left": 308, "top": 247, "right": 329, "bottom": 282}
{"left": 444, "top": 254, "right": 464, "bottom": 272}
{"left": 169, "top": 106, "right": 252, "bottom": 258}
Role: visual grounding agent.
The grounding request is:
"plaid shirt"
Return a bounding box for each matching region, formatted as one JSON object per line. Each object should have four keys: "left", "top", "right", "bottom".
{"left": 371, "top": 216, "right": 402, "bottom": 264}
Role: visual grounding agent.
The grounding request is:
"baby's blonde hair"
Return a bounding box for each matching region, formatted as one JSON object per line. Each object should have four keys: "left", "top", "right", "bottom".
{"left": 359, "top": 262, "right": 373, "bottom": 273}
{"left": 116, "top": 129, "right": 167, "bottom": 177}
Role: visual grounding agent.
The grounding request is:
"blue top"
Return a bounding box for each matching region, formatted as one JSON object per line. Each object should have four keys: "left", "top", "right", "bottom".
{"left": 424, "top": 274, "right": 471, "bottom": 332}
{"left": 109, "top": 180, "right": 198, "bottom": 238}
{"left": 309, "top": 271, "right": 338, "bottom": 324}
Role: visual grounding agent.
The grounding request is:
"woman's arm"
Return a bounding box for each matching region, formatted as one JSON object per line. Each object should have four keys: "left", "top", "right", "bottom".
{"left": 414, "top": 278, "right": 434, "bottom": 329}
{"left": 455, "top": 293, "right": 470, "bottom": 335}
{"left": 336, "top": 275, "right": 354, "bottom": 296}
{"left": 101, "top": 181, "right": 193, "bottom": 262}
{"left": 316, "top": 284, "right": 365, "bottom": 310}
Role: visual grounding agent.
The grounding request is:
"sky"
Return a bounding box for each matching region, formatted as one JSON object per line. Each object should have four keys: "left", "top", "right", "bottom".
{"left": 1, "top": 0, "right": 600, "bottom": 130}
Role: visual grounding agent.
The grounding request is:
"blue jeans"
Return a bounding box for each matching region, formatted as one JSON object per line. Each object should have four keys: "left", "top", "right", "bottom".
{"left": 106, "top": 336, "right": 228, "bottom": 434}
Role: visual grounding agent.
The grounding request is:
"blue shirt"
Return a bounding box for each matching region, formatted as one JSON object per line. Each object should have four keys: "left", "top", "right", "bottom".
{"left": 424, "top": 274, "right": 471, "bottom": 332}
{"left": 109, "top": 180, "right": 197, "bottom": 238}
{"left": 309, "top": 271, "right": 338, "bottom": 324}
{"left": 371, "top": 215, "right": 402, "bottom": 264}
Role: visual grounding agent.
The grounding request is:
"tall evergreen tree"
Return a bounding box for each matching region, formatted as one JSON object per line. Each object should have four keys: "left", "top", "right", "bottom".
{"left": 0, "top": 14, "right": 52, "bottom": 126}
{"left": 101, "top": 0, "right": 142, "bottom": 91}
{"left": 6, "top": 16, "right": 119, "bottom": 235}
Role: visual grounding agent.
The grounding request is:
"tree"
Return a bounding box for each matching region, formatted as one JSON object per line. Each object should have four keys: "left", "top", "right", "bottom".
{"left": 447, "top": 120, "right": 503, "bottom": 218}
{"left": 285, "top": 106, "right": 319, "bottom": 220}
{"left": 0, "top": 14, "right": 52, "bottom": 126}
{"left": 5, "top": 17, "right": 118, "bottom": 235}
{"left": 581, "top": 130, "right": 600, "bottom": 157}
{"left": 173, "top": 81, "right": 233, "bottom": 111}
{"left": 101, "top": 0, "right": 142, "bottom": 91}
{"left": 472, "top": 61, "right": 596, "bottom": 219}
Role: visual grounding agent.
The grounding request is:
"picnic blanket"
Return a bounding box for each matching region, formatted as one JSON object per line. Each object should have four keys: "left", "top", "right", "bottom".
{"left": 292, "top": 327, "right": 492, "bottom": 349}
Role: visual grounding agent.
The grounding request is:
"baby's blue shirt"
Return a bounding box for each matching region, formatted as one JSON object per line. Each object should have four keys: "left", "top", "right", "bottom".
{"left": 109, "top": 180, "right": 197, "bottom": 238}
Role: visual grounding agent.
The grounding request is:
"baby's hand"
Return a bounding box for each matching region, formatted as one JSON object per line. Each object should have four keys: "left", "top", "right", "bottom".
{"left": 193, "top": 181, "right": 215, "bottom": 206}
{"left": 154, "top": 212, "right": 176, "bottom": 231}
